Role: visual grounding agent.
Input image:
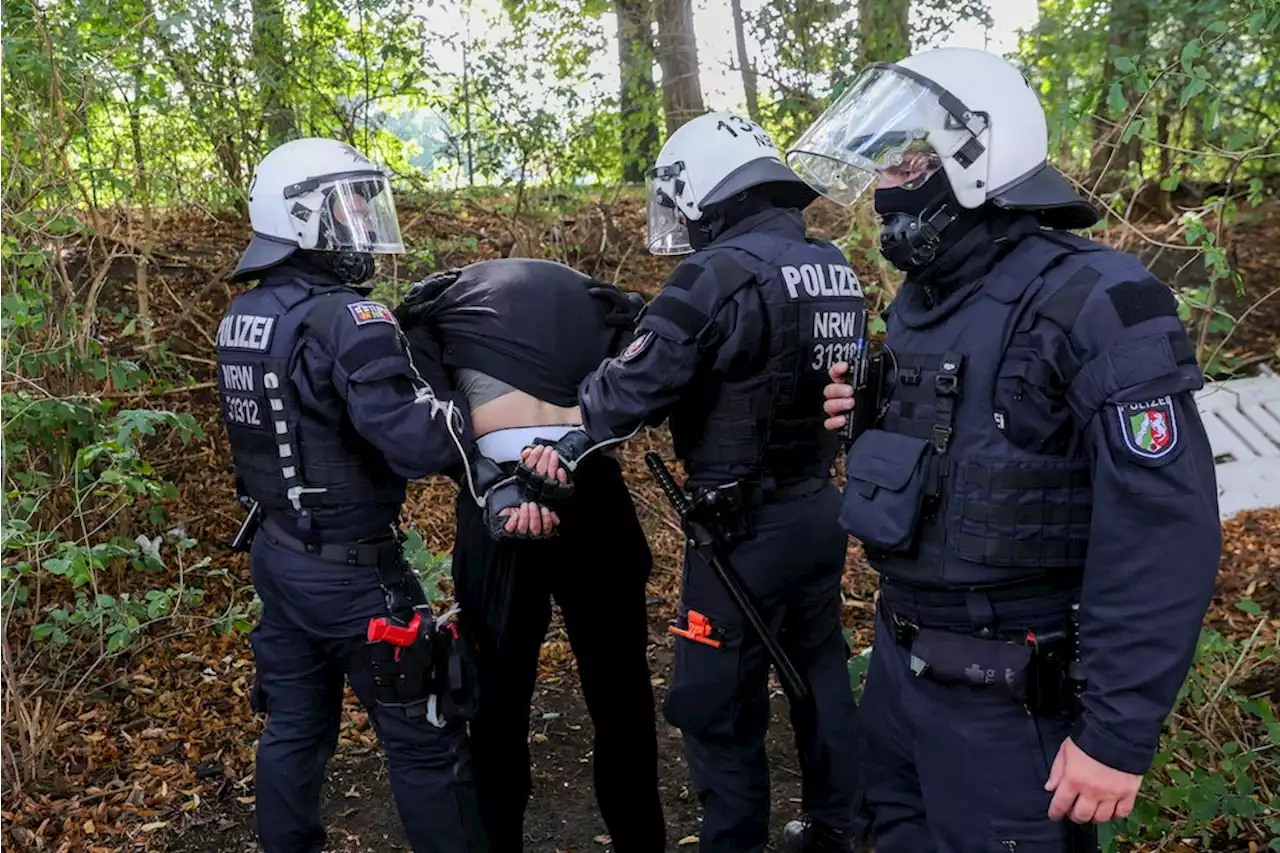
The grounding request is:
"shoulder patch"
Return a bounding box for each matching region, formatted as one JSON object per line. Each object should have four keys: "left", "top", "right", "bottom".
{"left": 617, "top": 331, "right": 654, "bottom": 364}
{"left": 346, "top": 300, "right": 397, "bottom": 327}
{"left": 1114, "top": 395, "right": 1178, "bottom": 460}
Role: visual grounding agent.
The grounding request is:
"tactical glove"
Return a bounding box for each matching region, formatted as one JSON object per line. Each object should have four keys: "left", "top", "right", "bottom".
{"left": 587, "top": 283, "right": 647, "bottom": 329}
{"left": 394, "top": 268, "right": 464, "bottom": 330}
{"left": 515, "top": 429, "right": 594, "bottom": 503}
{"left": 473, "top": 455, "right": 559, "bottom": 541}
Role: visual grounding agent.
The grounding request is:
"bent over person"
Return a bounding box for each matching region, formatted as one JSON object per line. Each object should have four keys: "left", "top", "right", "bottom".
{"left": 516, "top": 114, "right": 868, "bottom": 853}
{"left": 791, "top": 48, "right": 1222, "bottom": 851}
{"left": 217, "top": 138, "right": 488, "bottom": 853}
{"left": 395, "top": 258, "right": 666, "bottom": 853}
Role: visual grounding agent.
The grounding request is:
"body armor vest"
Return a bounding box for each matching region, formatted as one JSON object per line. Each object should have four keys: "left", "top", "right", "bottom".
{"left": 839, "top": 231, "right": 1110, "bottom": 587}
{"left": 671, "top": 229, "right": 867, "bottom": 490}
{"left": 216, "top": 278, "right": 406, "bottom": 519}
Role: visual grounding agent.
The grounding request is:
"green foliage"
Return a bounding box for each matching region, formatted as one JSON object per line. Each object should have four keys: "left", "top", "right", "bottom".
{"left": 1099, "top": 610, "right": 1279, "bottom": 850}
{"left": 401, "top": 527, "right": 450, "bottom": 604}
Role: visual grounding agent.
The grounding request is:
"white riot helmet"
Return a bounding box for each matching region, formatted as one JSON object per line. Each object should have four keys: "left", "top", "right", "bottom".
{"left": 786, "top": 47, "right": 1098, "bottom": 229}
{"left": 233, "top": 137, "right": 405, "bottom": 283}
{"left": 646, "top": 112, "right": 818, "bottom": 255}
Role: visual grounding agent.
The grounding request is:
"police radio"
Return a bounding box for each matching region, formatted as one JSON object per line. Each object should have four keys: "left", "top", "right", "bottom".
{"left": 839, "top": 342, "right": 887, "bottom": 446}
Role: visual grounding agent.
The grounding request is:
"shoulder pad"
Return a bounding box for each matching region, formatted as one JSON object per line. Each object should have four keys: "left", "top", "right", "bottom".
{"left": 638, "top": 252, "right": 756, "bottom": 344}
{"left": 1060, "top": 255, "right": 1201, "bottom": 420}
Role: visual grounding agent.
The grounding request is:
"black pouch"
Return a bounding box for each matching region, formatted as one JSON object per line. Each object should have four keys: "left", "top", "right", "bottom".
{"left": 432, "top": 622, "right": 480, "bottom": 723}
{"left": 839, "top": 429, "right": 932, "bottom": 553}
{"left": 1024, "top": 629, "right": 1078, "bottom": 720}
{"left": 908, "top": 627, "right": 1032, "bottom": 701}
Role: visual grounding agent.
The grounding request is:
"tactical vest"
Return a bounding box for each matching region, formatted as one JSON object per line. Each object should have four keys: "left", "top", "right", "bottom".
{"left": 671, "top": 230, "right": 867, "bottom": 489}
{"left": 839, "top": 231, "right": 1110, "bottom": 587}
{"left": 216, "top": 279, "right": 406, "bottom": 517}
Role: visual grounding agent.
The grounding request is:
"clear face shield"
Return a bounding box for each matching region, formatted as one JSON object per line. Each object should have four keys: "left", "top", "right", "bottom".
{"left": 645, "top": 164, "right": 694, "bottom": 256}
{"left": 786, "top": 64, "right": 985, "bottom": 206}
{"left": 290, "top": 172, "right": 405, "bottom": 254}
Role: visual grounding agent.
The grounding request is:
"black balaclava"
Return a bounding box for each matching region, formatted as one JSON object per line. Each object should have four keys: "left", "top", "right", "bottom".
{"left": 294, "top": 249, "right": 376, "bottom": 291}
{"left": 873, "top": 168, "right": 987, "bottom": 273}
{"left": 687, "top": 182, "right": 805, "bottom": 250}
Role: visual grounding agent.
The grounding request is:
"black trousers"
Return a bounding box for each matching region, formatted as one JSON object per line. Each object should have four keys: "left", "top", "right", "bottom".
{"left": 452, "top": 454, "right": 666, "bottom": 853}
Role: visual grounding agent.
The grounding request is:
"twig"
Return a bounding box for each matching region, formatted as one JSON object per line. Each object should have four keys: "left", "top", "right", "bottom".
{"left": 1204, "top": 617, "right": 1266, "bottom": 739}
{"left": 101, "top": 381, "right": 217, "bottom": 399}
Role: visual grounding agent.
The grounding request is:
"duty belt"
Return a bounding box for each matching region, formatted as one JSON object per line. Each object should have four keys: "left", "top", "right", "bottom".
{"left": 737, "top": 476, "right": 827, "bottom": 507}
{"left": 261, "top": 516, "right": 403, "bottom": 567}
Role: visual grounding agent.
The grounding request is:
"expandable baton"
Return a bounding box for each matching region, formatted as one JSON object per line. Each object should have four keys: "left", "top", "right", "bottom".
{"left": 644, "top": 452, "right": 808, "bottom": 701}
{"left": 229, "top": 499, "right": 262, "bottom": 553}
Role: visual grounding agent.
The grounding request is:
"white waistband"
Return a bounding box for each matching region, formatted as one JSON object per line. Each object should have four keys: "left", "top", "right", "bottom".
{"left": 476, "top": 424, "right": 580, "bottom": 463}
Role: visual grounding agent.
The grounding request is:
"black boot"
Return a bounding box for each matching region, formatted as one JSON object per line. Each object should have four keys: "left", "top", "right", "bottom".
{"left": 779, "top": 818, "right": 858, "bottom": 853}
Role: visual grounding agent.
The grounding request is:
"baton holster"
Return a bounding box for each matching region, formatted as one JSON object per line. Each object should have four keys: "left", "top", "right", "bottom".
{"left": 687, "top": 482, "right": 753, "bottom": 548}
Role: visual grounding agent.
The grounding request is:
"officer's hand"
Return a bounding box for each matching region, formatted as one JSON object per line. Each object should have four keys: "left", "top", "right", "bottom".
{"left": 394, "top": 268, "right": 463, "bottom": 329}
{"left": 500, "top": 502, "right": 561, "bottom": 537}
{"left": 1045, "top": 737, "right": 1143, "bottom": 823}
{"left": 587, "top": 284, "right": 647, "bottom": 328}
{"left": 823, "top": 361, "right": 856, "bottom": 432}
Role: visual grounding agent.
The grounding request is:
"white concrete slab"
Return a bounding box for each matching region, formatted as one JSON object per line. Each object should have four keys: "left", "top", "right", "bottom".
{"left": 1195, "top": 372, "right": 1280, "bottom": 519}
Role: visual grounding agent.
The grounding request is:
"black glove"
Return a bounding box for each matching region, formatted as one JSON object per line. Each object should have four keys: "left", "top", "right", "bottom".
{"left": 472, "top": 455, "right": 558, "bottom": 541}
{"left": 515, "top": 429, "right": 593, "bottom": 504}
{"left": 587, "top": 283, "right": 647, "bottom": 329}
{"left": 394, "top": 268, "right": 464, "bottom": 330}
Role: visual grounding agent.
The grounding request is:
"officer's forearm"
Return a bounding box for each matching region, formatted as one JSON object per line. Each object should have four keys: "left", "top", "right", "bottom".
{"left": 1073, "top": 421, "right": 1220, "bottom": 774}
{"left": 349, "top": 380, "right": 474, "bottom": 479}
{"left": 577, "top": 335, "right": 698, "bottom": 443}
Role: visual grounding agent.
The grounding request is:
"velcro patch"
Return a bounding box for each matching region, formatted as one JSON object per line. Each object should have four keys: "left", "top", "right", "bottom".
{"left": 1114, "top": 395, "right": 1178, "bottom": 460}
{"left": 346, "top": 300, "right": 397, "bottom": 327}
{"left": 617, "top": 331, "right": 654, "bottom": 364}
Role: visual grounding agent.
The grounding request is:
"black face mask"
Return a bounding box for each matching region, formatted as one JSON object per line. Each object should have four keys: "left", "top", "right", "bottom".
{"left": 873, "top": 169, "right": 962, "bottom": 272}
{"left": 296, "top": 250, "right": 377, "bottom": 290}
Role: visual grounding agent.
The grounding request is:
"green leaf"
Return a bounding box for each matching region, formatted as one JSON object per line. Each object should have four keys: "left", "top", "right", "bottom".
{"left": 45, "top": 557, "right": 71, "bottom": 575}
{"left": 107, "top": 629, "right": 131, "bottom": 652}
{"left": 1114, "top": 56, "right": 1136, "bottom": 73}
{"left": 1121, "top": 118, "right": 1145, "bottom": 145}
{"left": 1107, "top": 82, "right": 1127, "bottom": 116}
{"left": 1180, "top": 39, "right": 1203, "bottom": 71}
{"left": 1161, "top": 173, "right": 1181, "bottom": 192}
{"left": 869, "top": 316, "right": 887, "bottom": 336}
{"left": 1180, "top": 78, "right": 1207, "bottom": 107}
{"left": 32, "top": 623, "right": 54, "bottom": 642}
{"left": 1236, "top": 599, "right": 1262, "bottom": 616}
{"left": 96, "top": 594, "right": 116, "bottom": 608}
{"left": 1205, "top": 20, "right": 1228, "bottom": 34}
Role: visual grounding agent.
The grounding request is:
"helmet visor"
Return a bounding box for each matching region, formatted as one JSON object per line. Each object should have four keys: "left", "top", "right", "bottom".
{"left": 312, "top": 174, "right": 405, "bottom": 254}
{"left": 645, "top": 167, "right": 693, "bottom": 256}
{"left": 786, "top": 65, "right": 980, "bottom": 206}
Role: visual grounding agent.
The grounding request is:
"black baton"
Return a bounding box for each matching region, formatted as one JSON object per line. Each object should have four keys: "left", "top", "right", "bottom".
{"left": 230, "top": 499, "right": 262, "bottom": 553}
{"left": 645, "top": 452, "right": 808, "bottom": 701}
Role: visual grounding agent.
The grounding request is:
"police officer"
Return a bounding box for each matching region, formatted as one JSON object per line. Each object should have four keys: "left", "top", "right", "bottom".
{"left": 786, "top": 47, "right": 1222, "bottom": 851}
{"left": 517, "top": 112, "right": 868, "bottom": 853}
{"left": 217, "top": 137, "right": 488, "bottom": 853}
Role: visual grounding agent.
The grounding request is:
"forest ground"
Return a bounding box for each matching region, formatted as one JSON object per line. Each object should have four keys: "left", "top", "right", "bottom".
{"left": 5, "top": 191, "right": 1278, "bottom": 853}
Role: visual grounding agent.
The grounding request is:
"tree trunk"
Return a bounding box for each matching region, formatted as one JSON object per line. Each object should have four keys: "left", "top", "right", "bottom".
{"left": 1090, "top": 0, "right": 1150, "bottom": 182}
{"left": 251, "top": 0, "right": 294, "bottom": 146}
{"left": 730, "top": 0, "right": 760, "bottom": 123}
{"left": 656, "top": 0, "right": 706, "bottom": 135}
{"left": 615, "top": 0, "right": 660, "bottom": 182}
{"left": 129, "top": 47, "right": 155, "bottom": 351}
{"left": 857, "top": 0, "right": 910, "bottom": 63}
